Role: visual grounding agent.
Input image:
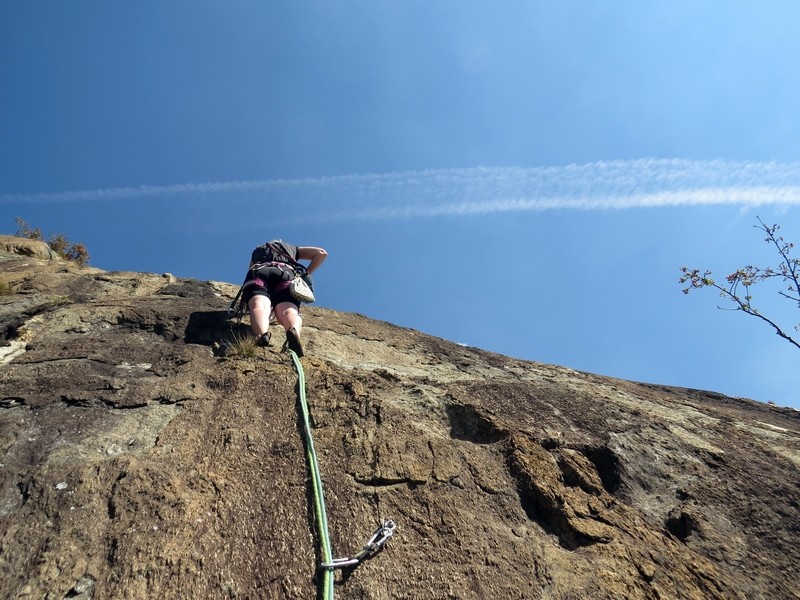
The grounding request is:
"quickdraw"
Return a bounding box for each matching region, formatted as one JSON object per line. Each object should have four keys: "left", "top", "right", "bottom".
{"left": 320, "top": 520, "right": 397, "bottom": 570}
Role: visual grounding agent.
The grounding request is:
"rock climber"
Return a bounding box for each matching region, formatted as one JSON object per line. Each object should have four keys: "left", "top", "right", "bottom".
{"left": 241, "top": 240, "right": 327, "bottom": 357}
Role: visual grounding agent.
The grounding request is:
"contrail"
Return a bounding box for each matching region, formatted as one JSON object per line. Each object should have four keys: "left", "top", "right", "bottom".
{"left": 3, "top": 160, "right": 800, "bottom": 223}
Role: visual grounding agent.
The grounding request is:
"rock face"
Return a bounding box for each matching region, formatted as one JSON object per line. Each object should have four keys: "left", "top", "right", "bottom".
{"left": 1, "top": 239, "right": 799, "bottom": 600}
{"left": 0, "top": 235, "right": 56, "bottom": 261}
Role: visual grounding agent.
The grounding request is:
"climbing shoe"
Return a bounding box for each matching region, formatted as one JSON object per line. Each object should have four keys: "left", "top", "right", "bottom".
{"left": 285, "top": 327, "right": 304, "bottom": 357}
{"left": 256, "top": 332, "right": 271, "bottom": 348}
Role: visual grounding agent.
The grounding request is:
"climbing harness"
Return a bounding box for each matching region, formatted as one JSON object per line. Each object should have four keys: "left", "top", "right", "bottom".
{"left": 226, "top": 265, "right": 287, "bottom": 320}
{"left": 288, "top": 349, "right": 395, "bottom": 598}
{"left": 228, "top": 240, "right": 314, "bottom": 318}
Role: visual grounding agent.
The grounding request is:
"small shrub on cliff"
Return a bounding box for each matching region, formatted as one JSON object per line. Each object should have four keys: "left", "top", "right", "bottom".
{"left": 14, "top": 217, "right": 90, "bottom": 266}
{"left": 0, "top": 280, "right": 13, "bottom": 296}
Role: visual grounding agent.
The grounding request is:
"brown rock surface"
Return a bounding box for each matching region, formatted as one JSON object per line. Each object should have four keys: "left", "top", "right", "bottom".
{"left": 1, "top": 238, "right": 798, "bottom": 599}
{"left": 0, "top": 235, "right": 56, "bottom": 261}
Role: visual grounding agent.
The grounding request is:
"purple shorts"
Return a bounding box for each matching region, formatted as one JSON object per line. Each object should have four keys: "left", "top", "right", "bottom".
{"left": 242, "top": 277, "right": 299, "bottom": 308}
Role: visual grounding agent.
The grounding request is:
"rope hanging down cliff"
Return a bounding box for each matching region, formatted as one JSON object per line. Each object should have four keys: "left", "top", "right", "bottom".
{"left": 288, "top": 349, "right": 395, "bottom": 599}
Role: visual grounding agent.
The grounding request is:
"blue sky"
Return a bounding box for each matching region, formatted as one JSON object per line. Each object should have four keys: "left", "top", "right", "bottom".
{"left": 2, "top": 1, "right": 799, "bottom": 408}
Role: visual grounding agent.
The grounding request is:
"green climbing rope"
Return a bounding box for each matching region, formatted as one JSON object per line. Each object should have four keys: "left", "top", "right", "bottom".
{"left": 288, "top": 349, "right": 396, "bottom": 599}
{"left": 289, "top": 349, "right": 335, "bottom": 600}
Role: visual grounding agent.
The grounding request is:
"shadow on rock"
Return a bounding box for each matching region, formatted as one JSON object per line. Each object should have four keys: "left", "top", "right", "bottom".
{"left": 186, "top": 310, "right": 251, "bottom": 350}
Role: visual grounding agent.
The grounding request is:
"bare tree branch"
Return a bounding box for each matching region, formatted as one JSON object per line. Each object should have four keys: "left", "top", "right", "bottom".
{"left": 679, "top": 217, "right": 799, "bottom": 351}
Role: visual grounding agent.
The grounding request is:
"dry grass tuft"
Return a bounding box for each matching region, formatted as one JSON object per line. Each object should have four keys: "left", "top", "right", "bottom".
{"left": 225, "top": 333, "right": 261, "bottom": 358}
